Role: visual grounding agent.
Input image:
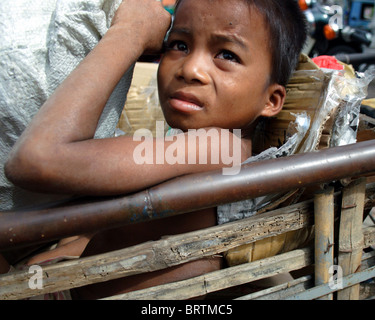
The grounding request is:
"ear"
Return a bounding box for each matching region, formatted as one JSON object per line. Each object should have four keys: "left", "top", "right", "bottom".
{"left": 260, "top": 84, "right": 286, "bottom": 118}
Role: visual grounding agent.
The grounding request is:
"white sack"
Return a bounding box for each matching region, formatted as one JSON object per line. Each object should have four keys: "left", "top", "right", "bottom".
{"left": 0, "top": 0, "right": 134, "bottom": 211}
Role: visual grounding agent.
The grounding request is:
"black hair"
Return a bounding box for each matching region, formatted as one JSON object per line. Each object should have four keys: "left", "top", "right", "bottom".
{"left": 174, "top": 0, "right": 308, "bottom": 87}
{"left": 246, "top": 0, "right": 308, "bottom": 86}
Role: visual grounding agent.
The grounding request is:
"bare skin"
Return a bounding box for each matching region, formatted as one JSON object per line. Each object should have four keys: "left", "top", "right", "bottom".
{"left": 4, "top": 0, "right": 285, "bottom": 299}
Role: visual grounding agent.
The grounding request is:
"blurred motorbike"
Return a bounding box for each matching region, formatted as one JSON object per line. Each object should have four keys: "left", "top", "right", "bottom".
{"left": 299, "top": 0, "right": 373, "bottom": 60}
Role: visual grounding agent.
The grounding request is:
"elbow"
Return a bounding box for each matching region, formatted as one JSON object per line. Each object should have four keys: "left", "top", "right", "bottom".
{"left": 4, "top": 148, "right": 23, "bottom": 186}
{"left": 4, "top": 144, "right": 51, "bottom": 192}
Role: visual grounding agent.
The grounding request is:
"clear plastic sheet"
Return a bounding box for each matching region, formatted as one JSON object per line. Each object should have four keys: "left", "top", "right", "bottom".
{"left": 330, "top": 68, "right": 375, "bottom": 147}
{"left": 298, "top": 67, "right": 375, "bottom": 152}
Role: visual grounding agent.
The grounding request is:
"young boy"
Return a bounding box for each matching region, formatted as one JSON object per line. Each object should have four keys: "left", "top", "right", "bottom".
{"left": 4, "top": 0, "right": 307, "bottom": 299}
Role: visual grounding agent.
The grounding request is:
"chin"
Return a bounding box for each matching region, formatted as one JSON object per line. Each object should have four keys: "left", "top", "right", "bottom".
{"left": 162, "top": 114, "right": 191, "bottom": 132}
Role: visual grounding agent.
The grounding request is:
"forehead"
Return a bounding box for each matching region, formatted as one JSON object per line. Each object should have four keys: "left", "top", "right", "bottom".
{"left": 175, "top": 0, "right": 250, "bottom": 22}
{"left": 173, "top": 0, "right": 270, "bottom": 47}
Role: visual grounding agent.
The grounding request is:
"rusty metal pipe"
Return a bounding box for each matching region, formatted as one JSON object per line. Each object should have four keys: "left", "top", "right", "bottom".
{"left": 1, "top": 140, "right": 375, "bottom": 250}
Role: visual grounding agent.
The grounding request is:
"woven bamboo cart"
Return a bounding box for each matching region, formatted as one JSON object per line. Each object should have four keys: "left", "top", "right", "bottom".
{"left": 0, "top": 56, "right": 374, "bottom": 300}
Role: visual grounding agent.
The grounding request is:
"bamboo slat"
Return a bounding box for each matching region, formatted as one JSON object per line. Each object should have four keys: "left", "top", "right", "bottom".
{"left": 103, "top": 248, "right": 313, "bottom": 300}
{"left": 314, "top": 187, "right": 335, "bottom": 300}
{"left": 236, "top": 275, "right": 313, "bottom": 300}
{"left": 337, "top": 178, "right": 366, "bottom": 300}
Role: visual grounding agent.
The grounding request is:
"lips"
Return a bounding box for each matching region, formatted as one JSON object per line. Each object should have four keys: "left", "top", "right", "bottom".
{"left": 169, "top": 91, "right": 204, "bottom": 113}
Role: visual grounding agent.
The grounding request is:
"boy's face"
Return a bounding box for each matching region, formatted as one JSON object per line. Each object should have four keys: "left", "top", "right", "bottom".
{"left": 158, "top": 0, "right": 284, "bottom": 132}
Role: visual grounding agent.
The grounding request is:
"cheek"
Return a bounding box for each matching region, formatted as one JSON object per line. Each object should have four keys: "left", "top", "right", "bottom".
{"left": 232, "top": 73, "right": 268, "bottom": 104}
{"left": 220, "top": 80, "right": 253, "bottom": 110}
{"left": 157, "top": 58, "right": 172, "bottom": 89}
{"left": 220, "top": 81, "right": 267, "bottom": 122}
{"left": 157, "top": 64, "right": 166, "bottom": 92}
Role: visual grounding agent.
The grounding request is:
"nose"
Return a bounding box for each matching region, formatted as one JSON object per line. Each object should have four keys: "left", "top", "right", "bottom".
{"left": 176, "top": 51, "right": 210, "bottom": 85}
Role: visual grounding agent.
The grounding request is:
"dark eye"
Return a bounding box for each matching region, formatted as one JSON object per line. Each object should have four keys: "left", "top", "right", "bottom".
{"left": 167, "top": 40, "right": 188, "bottom": 53}
{"left": 216, "top": 50, "right": 240, "bottom": 63}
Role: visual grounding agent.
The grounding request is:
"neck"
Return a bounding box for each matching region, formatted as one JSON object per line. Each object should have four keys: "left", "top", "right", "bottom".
{"left": 241, "top": 136, "right": 253, "bottom": 162}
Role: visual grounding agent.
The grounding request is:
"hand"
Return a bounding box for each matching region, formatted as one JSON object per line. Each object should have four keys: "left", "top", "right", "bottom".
{"left": 111, "top": 0, "right": 172, "bottom": 54}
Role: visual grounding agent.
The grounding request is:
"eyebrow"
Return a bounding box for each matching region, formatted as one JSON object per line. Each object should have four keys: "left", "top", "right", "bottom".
{"left": 168, "top": 27, "right": 191, "bottom": 37}
{"left": 169, "top": 27, "right": 248, "bottom": 51}
{"left": 211, "top": 33, "right": 248, "bottom": 50}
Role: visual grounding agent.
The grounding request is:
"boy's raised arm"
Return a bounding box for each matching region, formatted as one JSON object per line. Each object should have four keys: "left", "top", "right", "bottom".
{"left": 5, "top": 0, "right": 173, "bottom": 195}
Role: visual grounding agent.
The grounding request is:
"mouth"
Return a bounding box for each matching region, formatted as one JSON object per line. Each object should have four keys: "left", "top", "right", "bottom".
{"left": 168, "top": 91, "right": 204, "bottom": 113}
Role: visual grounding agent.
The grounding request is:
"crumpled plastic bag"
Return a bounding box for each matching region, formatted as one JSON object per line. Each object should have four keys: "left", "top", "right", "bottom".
{"left": 0, "top": 0, "right": 134, "bottom": 211}
{"left": 329, "top": 68, "right": 375, "bottom": 147}
{"left": 298, "top": 59, "right": 375, "bottom": 151}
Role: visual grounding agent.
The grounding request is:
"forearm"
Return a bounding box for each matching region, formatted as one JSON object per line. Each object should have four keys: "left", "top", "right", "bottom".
{"left": 24, "top": 26, "right": 143, "bottom": 144}
{"left": 5, "top": 128, "right": 245, "bottom": 196}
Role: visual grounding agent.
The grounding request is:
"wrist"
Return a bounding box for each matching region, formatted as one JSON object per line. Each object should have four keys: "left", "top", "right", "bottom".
{"left": 103, "top": 25, "right": 146, "bottom": 62}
